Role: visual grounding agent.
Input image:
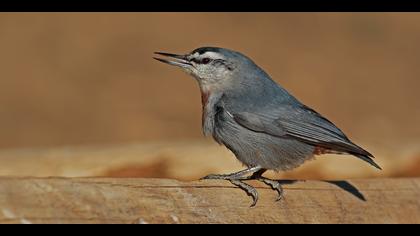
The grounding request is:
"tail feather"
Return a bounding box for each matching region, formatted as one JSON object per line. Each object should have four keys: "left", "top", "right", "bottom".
{"left": 315, "top": 144, "right": 382, "bottom": 170}
{"left": 352, "top": 153, "right": 382, "bottom": 170}
{"left": 347, "top": 143, "right": 382, "bottom": 170}
{"left": 333, "top": 140, "right": 381, "bottom": 170}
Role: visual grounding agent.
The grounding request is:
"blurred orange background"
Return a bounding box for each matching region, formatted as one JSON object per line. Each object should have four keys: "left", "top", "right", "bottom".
{"left": 0, "top": 13, "right": 419, "bottom": 179}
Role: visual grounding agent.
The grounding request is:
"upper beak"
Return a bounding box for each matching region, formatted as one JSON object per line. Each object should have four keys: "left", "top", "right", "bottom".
{"left": 153, "top": 52, "right": 192, "bottom": 68}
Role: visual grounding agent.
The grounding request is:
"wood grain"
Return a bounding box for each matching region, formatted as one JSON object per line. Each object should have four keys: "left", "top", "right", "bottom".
{"left": 0, "top": 177, "right": 418, "bottom": 224}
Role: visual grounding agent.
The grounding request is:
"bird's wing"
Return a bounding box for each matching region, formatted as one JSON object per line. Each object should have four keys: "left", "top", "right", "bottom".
{"left": 231, "top": 111, "right": 287, "bottom": 137}
{"left": 228, "top": 103, "right": 377, "bottom": 163}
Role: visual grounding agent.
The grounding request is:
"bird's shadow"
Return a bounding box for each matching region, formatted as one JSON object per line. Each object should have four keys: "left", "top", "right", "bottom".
{"left": 276, "top": 180, "right": 366, "bottom": 201}
{"left": 324, "top": 180, "right": 366, "bottom": 201}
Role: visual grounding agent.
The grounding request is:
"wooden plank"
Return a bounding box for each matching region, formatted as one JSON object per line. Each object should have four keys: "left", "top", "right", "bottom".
{"left": 0, "top": 177, "right": 418, "bottom": 224}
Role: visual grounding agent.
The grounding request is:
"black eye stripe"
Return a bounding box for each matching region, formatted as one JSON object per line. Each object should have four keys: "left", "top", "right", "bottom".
{"left": 190, "top": 57, "right": 212, "bottom": 64}
{"left": 190, "top": 58, "right": 226, "bottom": 65}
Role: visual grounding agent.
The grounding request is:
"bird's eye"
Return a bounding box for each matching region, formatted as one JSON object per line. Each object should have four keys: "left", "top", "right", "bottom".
{"left": 201, "top": 58, "right": 211, "bottom": 64}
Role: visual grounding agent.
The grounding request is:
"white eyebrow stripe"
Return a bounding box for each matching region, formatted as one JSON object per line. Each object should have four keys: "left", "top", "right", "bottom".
{"left": 201, "top": 51, "right": 223, "bottom": 59}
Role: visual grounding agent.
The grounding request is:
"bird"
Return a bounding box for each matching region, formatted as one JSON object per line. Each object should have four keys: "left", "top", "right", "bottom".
{"left": 153, "top": 47, "right": 381, "bottom": 206}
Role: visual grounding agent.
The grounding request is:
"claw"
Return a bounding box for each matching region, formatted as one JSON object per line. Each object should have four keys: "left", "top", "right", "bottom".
{"left": 230, "top": 179, "right": 259, "bottom": 207}
{"left": 259, "top": 178, "right": 284, "bottom": 202}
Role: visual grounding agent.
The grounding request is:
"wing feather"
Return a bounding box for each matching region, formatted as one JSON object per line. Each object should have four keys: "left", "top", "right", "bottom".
{"left": 227, "top": 104, "right": 381, "bottom": 169}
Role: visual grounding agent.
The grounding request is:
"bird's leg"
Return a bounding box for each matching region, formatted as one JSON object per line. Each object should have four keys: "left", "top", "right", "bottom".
{"left": 200, "top": 166, "right": 263, "bottom": 207}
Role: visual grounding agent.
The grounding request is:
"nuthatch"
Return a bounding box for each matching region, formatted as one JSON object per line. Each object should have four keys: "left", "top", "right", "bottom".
{"left": 154, "top": 47, "right": 381, "bottom": 206}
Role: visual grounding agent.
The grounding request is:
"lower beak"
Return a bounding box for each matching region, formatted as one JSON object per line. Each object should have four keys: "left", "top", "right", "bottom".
{"left": 153, "top": 52, "right": 192, "bottom": 68}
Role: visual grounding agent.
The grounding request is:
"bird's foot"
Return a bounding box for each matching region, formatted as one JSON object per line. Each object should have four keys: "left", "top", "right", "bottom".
{"left": 229, "top": 179, "right": 259, "bottom": 207}
{"left": 201, "top": 167, "right": 285, "bottom": 206}
{"left": 200, "top": 167, "right": 263, "bottom": 207}
{"left": 256, "top": 177, "right": 284, "bottom": 201}
{"left": 201, "top": 175, "right": 259, "bottom": 207}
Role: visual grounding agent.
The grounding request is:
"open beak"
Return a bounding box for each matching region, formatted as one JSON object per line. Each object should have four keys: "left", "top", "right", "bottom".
{"left": 153, "top": 52, "right": 193, "bottom": 68}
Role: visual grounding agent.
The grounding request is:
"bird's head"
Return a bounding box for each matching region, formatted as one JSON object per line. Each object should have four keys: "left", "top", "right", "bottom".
{"left": 154, "top": 47, "right": 260, "bottom": 92}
